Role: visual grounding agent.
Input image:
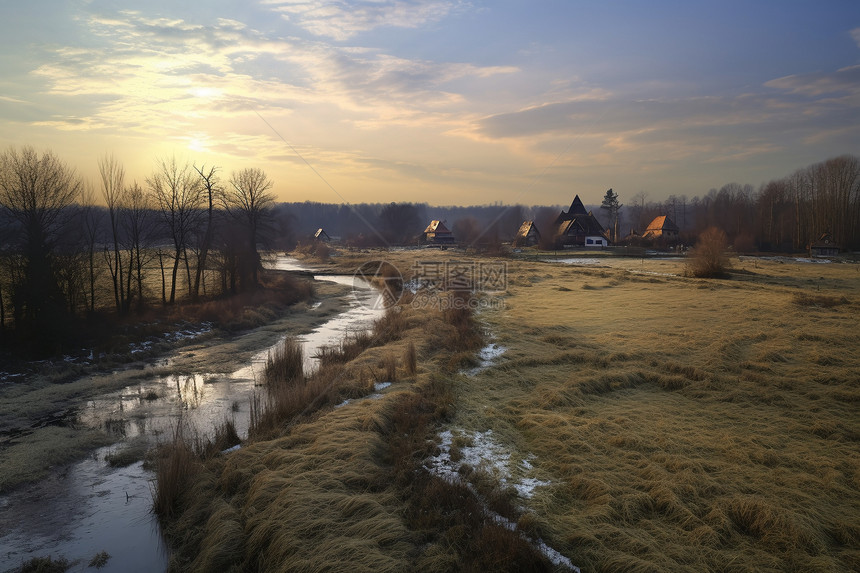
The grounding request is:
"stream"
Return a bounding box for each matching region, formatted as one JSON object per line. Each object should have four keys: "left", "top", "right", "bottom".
{"left": 0, "top": 257, "right": 382, "bottom": 573}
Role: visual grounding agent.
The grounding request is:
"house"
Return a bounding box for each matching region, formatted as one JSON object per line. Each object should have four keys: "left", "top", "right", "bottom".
{"left": 513, "top": 221, "right": 541, "bottom": 247}
{"left": 422, "top": 220, "right": 456, "bottom": 246}
{"left": 809, "top": 232, "right": 840, "bottom": 257}
{"left": 641, "top": 215, "right": 680, "bottom": 242}
{"left": 314, "top": 228, "right": 331, "bottom": 242}
{"left": 553, "top": 195, "right": 608, "bottom": 247}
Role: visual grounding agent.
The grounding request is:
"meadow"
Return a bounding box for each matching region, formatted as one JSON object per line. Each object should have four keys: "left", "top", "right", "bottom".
{"left": 458, "top": 253, "right": 860, "bottom": 571}
{"left": 158, "top": 249, "right": 859, "bottom": 572}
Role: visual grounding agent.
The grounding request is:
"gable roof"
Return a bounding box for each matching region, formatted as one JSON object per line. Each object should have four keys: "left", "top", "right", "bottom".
{"left": 810, "top": 232, "right": 839, "bottom": 248}
{"left": 568, "top": 195, "right": 588, "bottom": 216}
{"left": 424, "top": 220, "right": 452, "bottom": 234}
{"left": 644, "top": 215, "right": 679, "bottom": 233}
{"left": 557, "top": 215, "right": 605, "bottom": 238}
{"left": 516, "top": 220, "right": 540, "bottom": 238}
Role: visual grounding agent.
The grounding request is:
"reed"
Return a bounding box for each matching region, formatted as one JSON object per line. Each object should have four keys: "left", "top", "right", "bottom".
{"left": 152, "top": 423, "right": 201, "bottom": 521}
{"left": 264, "top": 337, "right": 304, "bottom": 389}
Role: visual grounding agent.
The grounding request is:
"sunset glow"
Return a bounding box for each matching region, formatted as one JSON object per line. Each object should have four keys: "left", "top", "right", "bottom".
{"left": 1, "top": 1, "right": 858, "bottom": 205}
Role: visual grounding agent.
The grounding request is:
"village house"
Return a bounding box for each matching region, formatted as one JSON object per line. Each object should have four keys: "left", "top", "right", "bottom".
{"left": 421, "top": 220, "right": 456, "bottom": 246}
{"left": 314, "top": 228, "right": 331, "bottom": 242}
{"left": 553, "top": 195, "right": 608, "bottom": 248}
{"left": 809, "top": 232, "right": 840, "bottom": 257}
{"left": 641, "top": 215, "right": 680, "bottom": 243}
{"left": 513, "top": 220, "right": 541, "bottom": 247}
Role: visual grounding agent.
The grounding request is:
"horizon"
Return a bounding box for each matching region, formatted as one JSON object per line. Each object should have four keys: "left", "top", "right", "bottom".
{"left": 1, "top": 1, "right": 858, "bottom": 207}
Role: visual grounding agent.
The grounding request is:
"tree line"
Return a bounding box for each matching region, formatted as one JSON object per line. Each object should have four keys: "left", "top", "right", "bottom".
{"left": 1, "top": 145, "right": 856, "bottom": 351}
{"left": 279, "top": 153, "right": 859, "bottom": 253}
{"left": 0, "top": 146, "right": 278, "bottom": 351}
{"left": 622, "top": 155, "right": 860, "bottom": 252}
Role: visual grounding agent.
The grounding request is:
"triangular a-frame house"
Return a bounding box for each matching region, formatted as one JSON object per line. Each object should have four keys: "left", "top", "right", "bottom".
{"left": 553, "top": 195, "right": 607, "bottom": 247}
{"left": 513, "top": 220, "right": 541, "bottom": 247}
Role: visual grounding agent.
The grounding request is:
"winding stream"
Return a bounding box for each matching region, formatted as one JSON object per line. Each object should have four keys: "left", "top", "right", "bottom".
{"left": 0, "top": 257, "right": 381, "bottom": 572}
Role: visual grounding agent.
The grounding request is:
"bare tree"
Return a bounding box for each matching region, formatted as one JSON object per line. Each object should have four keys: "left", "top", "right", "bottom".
{"left": 99, "top": 154, "right": 128, "bottom": 313}
{"left": 147, "top": 156, "right": 204, "bottom": 304}
{"left": 0, "top": 146, "right": 81, "bottom": 342}
{"left": 221, "top": 168, "right": 275, "bottom": 289}
{"left": 78, "top": 182, "right": 104, "bottom": 312}
{"left": 123, "top": 182, "right": 153, "bottom": 310}
{"left": 192, "top": 164, "right": 220, "bottom": 300}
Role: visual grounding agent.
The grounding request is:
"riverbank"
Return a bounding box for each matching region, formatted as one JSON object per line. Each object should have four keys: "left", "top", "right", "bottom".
{"left": 163, "top": 249, "right": 859, "bottom": 572}
{"left": 0, "top": 274, "right": 345, "bottom": 493}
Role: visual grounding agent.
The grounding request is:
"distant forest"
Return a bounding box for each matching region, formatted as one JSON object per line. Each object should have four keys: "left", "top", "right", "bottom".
{"left": 281, "top": 153, "right": 860, "bottom": 253}
{"left": 0, "top": 145, "right": 858, "bottom": 352}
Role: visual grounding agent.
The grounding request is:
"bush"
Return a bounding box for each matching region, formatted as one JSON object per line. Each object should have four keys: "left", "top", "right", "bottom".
{"left": 685, "top": 227, "right": 730, "bottom": 278}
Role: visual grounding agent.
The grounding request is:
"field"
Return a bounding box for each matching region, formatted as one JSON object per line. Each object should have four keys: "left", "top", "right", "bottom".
{"left": 159, "top": 250, "right": 860, "bottom": 572}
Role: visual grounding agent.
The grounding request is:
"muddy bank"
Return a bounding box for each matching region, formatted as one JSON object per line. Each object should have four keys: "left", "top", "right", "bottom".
{"left": 0, "top": 280, "right": 350, "bottom": 493}
{"left": 1, "top": 261, "right": 388, "bottom": 572}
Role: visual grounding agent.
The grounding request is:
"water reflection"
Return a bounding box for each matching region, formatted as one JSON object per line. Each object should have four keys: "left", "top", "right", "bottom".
{"left": 0, "top": 256, "right": 383, "bottom": 572}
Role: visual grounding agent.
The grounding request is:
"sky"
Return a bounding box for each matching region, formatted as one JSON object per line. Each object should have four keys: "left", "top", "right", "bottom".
{"left": 0, "top": 1, "right": 858, "bottom": 207}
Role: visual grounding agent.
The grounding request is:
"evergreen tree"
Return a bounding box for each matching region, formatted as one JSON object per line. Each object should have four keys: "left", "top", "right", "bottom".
{"left": 600, "top": 188, "right": 622, "bottom": 242}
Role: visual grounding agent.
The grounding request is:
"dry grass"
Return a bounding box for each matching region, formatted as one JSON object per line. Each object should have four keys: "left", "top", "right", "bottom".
{"left": 453, "top": 254, "right": 860, "bottom": 571}
{"left": 156, "top": 250, "right": 860, "bottom": 572}
{"left": 152, "top": 424, "right": 202, "bottom": 521}
{"left": 157, "top": 277, "right": 554, "bottom": 571}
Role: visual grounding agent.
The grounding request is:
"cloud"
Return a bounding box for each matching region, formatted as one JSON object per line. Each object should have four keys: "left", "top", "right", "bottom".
{"left": 473, "top": 63, "right": 860, "bottom": 171}
{"left": 764, "top": 65, "right": 860, "bottom": 97}
{"left": 29, "top": 6, "right": 515, "bottom": 142}
{"left": 852, "top": 27, "right": 860, "bottom": 48}
{"left": 264, "top": 0, "right": 461, "bottom": 40}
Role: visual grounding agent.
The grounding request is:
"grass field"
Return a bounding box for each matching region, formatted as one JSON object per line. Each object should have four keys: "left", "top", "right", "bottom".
{"left": 461, "top": 254, "right": 860, "bottom": 571}
{"left": 158, "top": 249, "right": 859, "bottom": 571}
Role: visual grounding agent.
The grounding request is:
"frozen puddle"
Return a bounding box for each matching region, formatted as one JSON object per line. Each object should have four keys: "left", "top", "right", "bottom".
{"left": 424, "top": 429, "right": 578, "bottom": 571}
{"left": 464, "top": 343, "right": 507, "bottom": 376}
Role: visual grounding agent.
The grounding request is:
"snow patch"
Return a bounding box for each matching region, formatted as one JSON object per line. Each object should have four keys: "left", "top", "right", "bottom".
{"left": 740, "top": 255, "right": 833, "bottom": 264}
{"left": 426, "top": 429, "right": 550, "bottom": 499}
{"left": 464, "top": 343, "right": 507, "bottom": 376}
{"left": 550, "top": 257, "right": 602, "bottom": 266}
{"left": 335, "top": 381, "right": 392, "bottom": 409}
{"left": 424, "top": 429, "right": 577, "bottom": 571}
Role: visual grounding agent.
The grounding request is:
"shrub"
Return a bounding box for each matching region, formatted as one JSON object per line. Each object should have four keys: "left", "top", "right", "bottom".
{"left": 685, "top": 227, "right": 730, "bottom": 278}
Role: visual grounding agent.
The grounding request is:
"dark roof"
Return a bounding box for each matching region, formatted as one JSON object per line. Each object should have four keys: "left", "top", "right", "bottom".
{"left": 568, "top": 195, "right": 588, "bottom": 216}
{"left": 557, "top": 215, "right": 605, "bottom": 237}
{"left": 810, "top": 232, "right": 839, "bottom": 248}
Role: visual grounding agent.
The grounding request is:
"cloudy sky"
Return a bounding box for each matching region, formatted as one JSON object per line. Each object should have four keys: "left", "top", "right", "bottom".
{"left": 1, "top": 1, "right": 858, "bottom": 206}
